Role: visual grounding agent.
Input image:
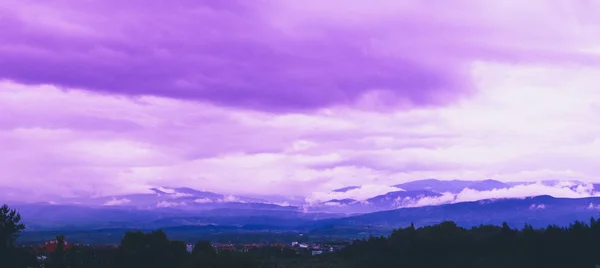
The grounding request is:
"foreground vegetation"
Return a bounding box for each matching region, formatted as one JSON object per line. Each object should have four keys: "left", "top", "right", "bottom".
{"left": 3, "top": 203, "right": 600, "bottom": 267}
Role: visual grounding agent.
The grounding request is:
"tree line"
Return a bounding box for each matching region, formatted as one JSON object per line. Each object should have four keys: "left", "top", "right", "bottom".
{"left": 0, "top": 204, "right": 308, "bottom": 268}
{"left": 334, "top": 220, "right": 600, "bottom": 268}
{"left": 3, "top": 203, "right": 600, "bottom": 267}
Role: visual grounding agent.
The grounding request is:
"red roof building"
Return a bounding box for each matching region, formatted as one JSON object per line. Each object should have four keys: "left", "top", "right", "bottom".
{"left": 33, "top": 239, "right": 73, "bottom": 253}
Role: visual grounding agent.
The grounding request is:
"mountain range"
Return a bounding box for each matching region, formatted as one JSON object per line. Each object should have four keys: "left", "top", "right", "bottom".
{"left": 5, "top": 179, "right": 600, "bottom": 243}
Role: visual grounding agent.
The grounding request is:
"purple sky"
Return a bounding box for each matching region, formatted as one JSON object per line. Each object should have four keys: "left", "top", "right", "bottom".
{"left": 1, "top": 0, "right": 600, "bottom": 199}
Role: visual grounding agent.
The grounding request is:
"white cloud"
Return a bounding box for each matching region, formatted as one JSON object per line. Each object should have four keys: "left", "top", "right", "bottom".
{"left": 323, "top": 201, "right": 345, "bottom": 207}
{"left": 193, "top": 198, "right": 213, "bottom": 204}
{"left": 306, "top": 184, "right": 403, "bottom": 204}
{"left": 277, "top": 201, "right": 291, "bottom": 207}
{"left": 170, "top": 192, "right": 193, "bottom": 198}
{"left": 307, "top": 181, "right": 598, "bottom": 208}
{"left": 455, "top": 183, "right": 598, "bottom": 202}
{"left": 219, "top": 195, "right": 240, "bottom": 203}
{"left": 588, "top": 203, "right": 600, "bottom": 210}
{"left": 392, "top": 182, "right": 600, "bottom": 208}
{"left": 156, "top": 201, "right": 186, "bottom": 208}
{"left": 529, "top": 204, "right": 546, "bottom": 210}
{"left": 103, "top": 198, "right": 131, "bottom": 206}
{"left": 401, "top": 194, "right": 457, "bottom": 208}
{"left": 2, "top": 61, "right": 600, "bottom": 199}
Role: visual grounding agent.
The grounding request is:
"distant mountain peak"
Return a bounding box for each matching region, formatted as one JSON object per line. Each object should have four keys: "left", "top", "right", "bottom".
{"left": 478, "top": 179, "right": 502, "bottom": 183}
{"left": 323, "top": 198, "right": 356, "bottom": 205}
{"left": 529, "top": 195, "right": 555, "bottom": 200}
{"left": 392, "top": 179, "right": 510, "bottom": 194}
{"left": 332, "top": 186, "right": 361, "bottom": 193}
{"left": 149, "top": 187, "right": 169, "bottom": 194}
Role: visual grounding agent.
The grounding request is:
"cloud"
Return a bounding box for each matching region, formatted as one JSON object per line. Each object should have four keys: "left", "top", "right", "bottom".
{"left": 454, "top": 183, "right": 597, "bottom": 202}
{"left": 401, "top": 194, "right": 457, "bottom": 208}
{"left": 3, "top": 61, "right": 600, "bottom": 199}
{"left": 323, "top": 201, "right": 345, "bottom": 207}
{"left": 103, "top": 198, "right": 131, "bottom": 206}
{"left": 1, "top": 0, "right": 599, "bottom": 111}
{"left": 170, "top": 192, "right": 193, "bottom": 198}
{"left": 274, "top": 202, "right": 291, "bottom": 207}
{"left": 587, "top": 203, "right": 600, "bottom": 210}
{"left": 307, "top": 181, "right": 600, "bottom": 209}
{"left": 529, "top": 204, "right": 546, "bottom": 210}
{"left": 306, "top": 184, "right": 402, "bottom": 204}
{"left": 397, "top": 182, "right": 600, "bottom": 208}
{"left": 193, "top": 198, "right": 213, "bottom": 204}
{"left": 219, "top": 195, "right": 241, "bottom": 203}
{"left": 156, "top": 201, "right": 187, "bottom": 208}
{"left": 1, "top": 1, "right": 600, "bottom": 199}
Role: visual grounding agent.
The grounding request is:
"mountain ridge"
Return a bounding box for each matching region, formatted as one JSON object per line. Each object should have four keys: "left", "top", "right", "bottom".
{"left": 6, "top": 179, "right": 600, "bottom": 222}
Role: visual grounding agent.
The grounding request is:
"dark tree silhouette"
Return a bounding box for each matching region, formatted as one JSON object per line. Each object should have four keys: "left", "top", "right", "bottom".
{"left": 0, "top": 204, "right": 26, "bottom": 267}
{"left": 333, "top": 218, "right": 600, "bottom": 268}
{"left": 49, "top": 235, "right": 67, "bottom": 268}
{"left": 115, "top": 229, "right": 189, "bottom": 268}
{"left": 188, "top": 240, "right": 217, "bottom": 268}
{"left": 0, "top": 204, "right": 25, "bottom": 249}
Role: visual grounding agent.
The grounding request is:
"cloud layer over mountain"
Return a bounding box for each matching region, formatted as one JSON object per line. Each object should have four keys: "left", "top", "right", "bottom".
{"left": 306, "top": 180, "right": 600, "bottom": 211}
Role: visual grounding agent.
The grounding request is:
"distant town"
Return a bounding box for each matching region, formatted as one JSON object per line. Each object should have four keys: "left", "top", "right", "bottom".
{"left": 26, "top": 237, "right": 351, "bottom": 264}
